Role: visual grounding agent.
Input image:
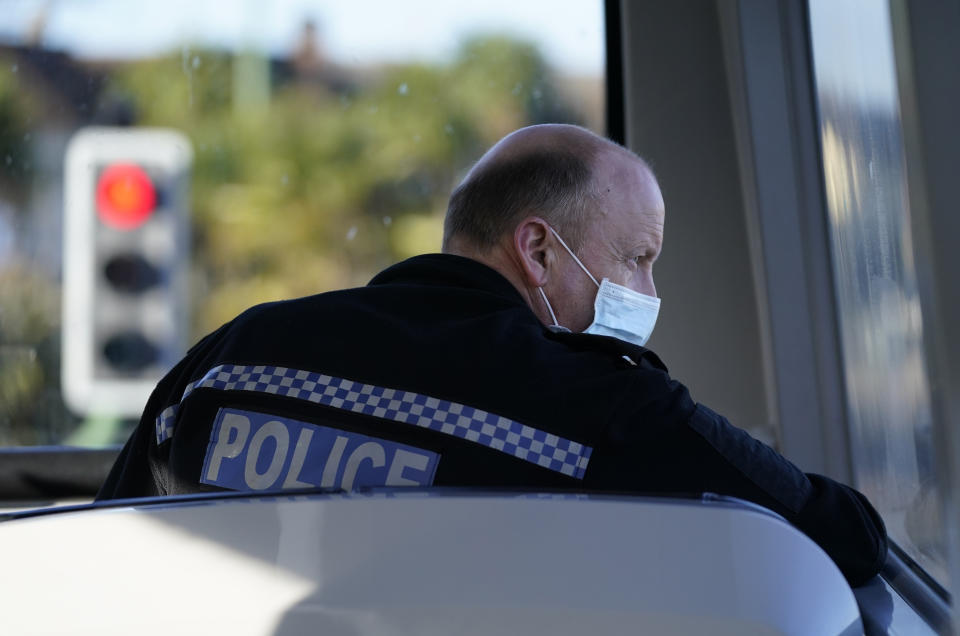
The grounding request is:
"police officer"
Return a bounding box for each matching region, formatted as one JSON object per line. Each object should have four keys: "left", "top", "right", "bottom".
{"left": 98, "top": 124, "right": 887, "bottom": 586}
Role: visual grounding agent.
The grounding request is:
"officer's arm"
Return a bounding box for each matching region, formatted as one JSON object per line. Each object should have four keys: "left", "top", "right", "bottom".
{"left": 681, "top": 402, "right": 887, "bottom": 586}
{"left": 588, "top": 372, "right": 887, "bottom": 587}
{"left": 96, "top": 411, "right": 164, "bottom": 500}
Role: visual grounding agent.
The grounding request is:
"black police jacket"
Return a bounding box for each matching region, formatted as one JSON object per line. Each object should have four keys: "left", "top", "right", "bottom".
{"left": 98, "top": 253, "right": 887, "bottom": 586}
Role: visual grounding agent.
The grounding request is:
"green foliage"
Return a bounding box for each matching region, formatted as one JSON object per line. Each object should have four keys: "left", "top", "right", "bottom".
{"left": 0, "top": 265, "right": 75, "bottom": 445}
{"left": 0, "top": 59, "right": 35, "bottom": 203}
{"left": 102, "top": 35, "right": 585, "bottom": 336}
{"left": 0, "top": 34, "right": 589, "bottom": 444}
{"left": 450, "top": 36, "right": 579, "bottom": 134}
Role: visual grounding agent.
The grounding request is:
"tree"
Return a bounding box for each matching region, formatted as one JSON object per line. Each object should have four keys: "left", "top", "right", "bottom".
{"left": 0, "top": 34, "right": 590, "bottom": 444}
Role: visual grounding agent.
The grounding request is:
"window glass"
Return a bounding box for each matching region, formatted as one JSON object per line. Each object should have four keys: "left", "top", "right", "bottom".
{"left": 809, "top": 0, "right": 945, "bottom": 585}
{"left": 0, "top": 1, "right": 604, "bottom": 446}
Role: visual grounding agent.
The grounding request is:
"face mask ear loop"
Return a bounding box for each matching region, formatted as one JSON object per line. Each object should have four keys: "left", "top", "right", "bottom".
{"left": 537, "top": 287, "right": 561, "bottom": 327}
{"left": 547, "top": 226, "right": 600, "bottom": 288}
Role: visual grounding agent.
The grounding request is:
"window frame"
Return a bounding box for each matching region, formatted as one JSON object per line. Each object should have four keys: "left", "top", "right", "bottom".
{"left": 889, "top": 0, "right": 960, "bottom": 617}
{"left": 618, "top": 0, "right": 952, "bottom": 622}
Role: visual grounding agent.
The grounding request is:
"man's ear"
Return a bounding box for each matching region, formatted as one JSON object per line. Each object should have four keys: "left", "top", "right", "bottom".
{"left": 513, "top": 217, "right": 553, "bottom": 287}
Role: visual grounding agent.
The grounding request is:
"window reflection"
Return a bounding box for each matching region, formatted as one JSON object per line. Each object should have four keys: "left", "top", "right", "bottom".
{"left": 0, "top": 2, "right": 604, "bottom": 445}
{"left": 809, "top": 0, "right": 945, "bottom": 585}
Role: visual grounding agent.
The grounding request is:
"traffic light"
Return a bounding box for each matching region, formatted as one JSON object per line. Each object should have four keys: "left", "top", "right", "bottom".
{"left": 62, "top": 127, "right": 193, "bottom": 418}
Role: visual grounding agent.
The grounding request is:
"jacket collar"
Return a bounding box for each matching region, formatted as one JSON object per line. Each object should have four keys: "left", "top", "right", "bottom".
{"left": 368, "top": 253, "right": 526, "bottom": 305}
{"left": 370, "top": 254, "right": 665, "bottom": 371}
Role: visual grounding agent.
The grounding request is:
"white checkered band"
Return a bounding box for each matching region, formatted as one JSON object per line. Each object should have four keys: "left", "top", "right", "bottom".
{"left": 155, "top": 364, "right": 592, "bottom": 479}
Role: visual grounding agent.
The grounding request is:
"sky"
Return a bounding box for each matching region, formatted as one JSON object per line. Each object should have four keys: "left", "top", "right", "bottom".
{"left": 0, "top": 0, "right": 605, "bottom": 75}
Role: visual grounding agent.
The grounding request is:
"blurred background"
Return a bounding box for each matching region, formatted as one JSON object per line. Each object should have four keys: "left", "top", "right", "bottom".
{"left": 0, "top": 0, "right": 605, "bottom": 447}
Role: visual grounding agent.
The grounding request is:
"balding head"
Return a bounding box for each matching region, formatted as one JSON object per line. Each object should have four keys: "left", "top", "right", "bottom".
{"left": 442, "top": 124, "right": 642, "bottom": 253}
{"left": 441, "top": 125, "right": 662, "bottom": 332}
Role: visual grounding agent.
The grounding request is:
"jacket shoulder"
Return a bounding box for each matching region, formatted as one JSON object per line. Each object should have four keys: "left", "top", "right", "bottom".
{"left": 544, "top": 330, "right": 669, "bottom": 373}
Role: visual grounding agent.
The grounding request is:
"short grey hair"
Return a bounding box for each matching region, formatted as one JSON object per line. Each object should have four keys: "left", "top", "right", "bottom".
{"left": 442, "top": 146, "right": 601, "bottom": 252}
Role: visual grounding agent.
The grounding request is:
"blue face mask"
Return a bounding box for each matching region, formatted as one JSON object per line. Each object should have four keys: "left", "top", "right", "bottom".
{"left": 537, "top": 227, "right": 661, "bottom": 348}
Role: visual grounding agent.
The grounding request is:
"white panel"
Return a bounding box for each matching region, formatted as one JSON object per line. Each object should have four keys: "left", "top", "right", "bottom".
{"left": 0, "top": 494, "right": 861, "bottom": 635}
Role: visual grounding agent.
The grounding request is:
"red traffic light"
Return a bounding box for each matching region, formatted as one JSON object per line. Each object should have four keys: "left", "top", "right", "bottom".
{"left": 95, "top": 163, "right": 157, "bottom": 229}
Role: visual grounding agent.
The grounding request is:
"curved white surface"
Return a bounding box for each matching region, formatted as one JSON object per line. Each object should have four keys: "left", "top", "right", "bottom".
{"left": 0, "top": 492, "right": 861, "bottom": 635}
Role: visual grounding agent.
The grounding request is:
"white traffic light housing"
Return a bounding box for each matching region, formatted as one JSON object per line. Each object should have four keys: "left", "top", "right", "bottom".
{"left": 62, "top": 127, "right": 192, "bottom": 418}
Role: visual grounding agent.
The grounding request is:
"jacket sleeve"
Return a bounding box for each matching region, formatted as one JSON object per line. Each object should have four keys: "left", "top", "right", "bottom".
{"left": 589, "top": 378, "right": 888, "bottom": 587}
{"left": 95, "top": 409, "right": 164, "bottom": 500}
{"left": 792, "top": 472, "right": 888, "bottom": 586}
{"left": 685, "top": 403, "right": 887, "bottom": 586}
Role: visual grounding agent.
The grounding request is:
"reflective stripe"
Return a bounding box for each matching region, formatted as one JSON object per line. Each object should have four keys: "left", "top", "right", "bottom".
{"left": 156, "top": 364, "right": 592, "bottom": 479}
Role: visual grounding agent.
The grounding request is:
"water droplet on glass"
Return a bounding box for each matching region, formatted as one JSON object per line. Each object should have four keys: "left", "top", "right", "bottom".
{"left": 346, "top": 226, "right": 358, "bottom": 241}
{"left": 192, "top": 55, "right": 201, "bottom": 69}
{"left": 11, "top": 64, "right": 18, "bottom": 73}
{"left": 4, "top": 155, "right": 11, "bottom": 166}
{"left": 512, "top": 82, "right": 523, "bottom": 95}
{"left": 382, "top": 216, "right": 392, "bottom": 227}
{"left": 281, "top": 174, "right": 289, "bottom": 186}
{"left": 398, "top": 83, "right": 408, "bottom": 96}
{"left": 181, "top": 46, "right": 195, "bottom": 107}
